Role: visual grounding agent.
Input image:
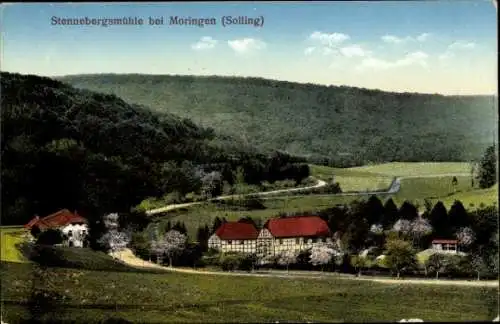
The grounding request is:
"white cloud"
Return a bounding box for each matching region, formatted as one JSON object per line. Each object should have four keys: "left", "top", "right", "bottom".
{"left": 309, "top": 31, "right": 350, "bottom": 47}
{"left": 381, "top": 35, "right": 407, "bottom": 44}
{"left": 449, "top": 41, "right": 476, "bottom": 50}
{"left": 439, "top": 40, "right": 476, "bottom": 61}
{"left": 416, "top": 33, "right": 430, "bottom": 42}
{"left": 322, "top": 47, "right": 338, "bottom": 55}
{"left": 358, "top": 51, "right": 429, "bottom": 70}
{"left": 339, "top": 44, "right": 370, "bottom": 57}
{"left": 228, "top": 38, "right": 266, "bottom": 54}
{"left": 191, "top": 36, "right": 218, "bottom": 51}
{"left": 381, "top": 33, "right": 431, "bottom": 44}
{"left": 304, "top": 47, "right": 316, "bottom": 55}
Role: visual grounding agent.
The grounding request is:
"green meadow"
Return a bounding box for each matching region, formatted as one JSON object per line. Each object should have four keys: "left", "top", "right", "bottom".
{"left": 1, "top": 261, "right": 497, "bottom": 323}
{"left": 0, "top": 226, "right": 29, "bottom": 263}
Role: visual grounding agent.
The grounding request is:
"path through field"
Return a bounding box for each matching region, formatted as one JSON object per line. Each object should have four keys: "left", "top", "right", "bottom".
{"left": 147, "top": 173, "right": 471, "bottom": 215}
{"left": 111, "top": 249, "right": 499, "bottom": 288}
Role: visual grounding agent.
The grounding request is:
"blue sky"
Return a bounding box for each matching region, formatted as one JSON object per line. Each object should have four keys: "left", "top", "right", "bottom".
{"left": 1, "top": 1, "right": 497, "bottom": 94}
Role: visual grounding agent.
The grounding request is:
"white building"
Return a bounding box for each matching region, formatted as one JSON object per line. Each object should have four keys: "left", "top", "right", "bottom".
{"left": 208, "top": 221, "right": 259, "bottom": 253}
{"left": 431, "top": 239, "right": 459, "bottom": 254}
{"left": 61, "top": 223, "right": 88, "bottom": 247}
{"left": 25, "top": 209, "right": 88, "bottom": 247}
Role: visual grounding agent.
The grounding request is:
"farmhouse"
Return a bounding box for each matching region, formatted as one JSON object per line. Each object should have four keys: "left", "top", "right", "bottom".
{"left": 208, "top": 221, "right": 259, "bottom": 253}
{"left": 257, "top": 216, "right": 332, "bottom": 256}
{"left": 431, "top": 239, "right": 459, "bottom": 254}
{"left": 25, "top": 209, "right": 88, "bottom": 247}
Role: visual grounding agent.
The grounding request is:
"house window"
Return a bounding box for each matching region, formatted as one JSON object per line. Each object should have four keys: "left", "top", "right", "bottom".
{"left": 228, "top": 240, "right": 232, "bottom": 245}
{"left": 296, "top": 238, "right": 300, "bottom": 244}
{"left": 240, "top": 241, "right": 244, "bottom": 245}
{"left": 68, "top": 231, "right": 73, "bottom": 237}
{"left": 321, "top": 237, "right": 326, "bottom": 243}
{"left": 279, "top": 239, "right": 283, "bottom": 245}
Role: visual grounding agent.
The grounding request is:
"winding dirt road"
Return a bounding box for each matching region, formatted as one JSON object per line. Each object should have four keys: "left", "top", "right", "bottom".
{"left": 111, "top": 249, "right": 498, "bottom": 287}
{"left": 146, "top": 179, "right": 328, "bottom": 215}
{"left": 147, "top": 173, "right": 471, "bottom": 215}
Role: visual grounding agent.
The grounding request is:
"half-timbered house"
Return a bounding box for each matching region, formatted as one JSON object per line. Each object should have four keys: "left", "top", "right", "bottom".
{"left": 257, "top": 216, "right": 332, "bottom": 256}
{"left": 208, "top": 221, "right": 259, "bottom": 253}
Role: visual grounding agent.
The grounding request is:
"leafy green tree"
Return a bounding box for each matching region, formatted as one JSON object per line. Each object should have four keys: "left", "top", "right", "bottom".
{"left": 477, "top": 144, "right": 498, "bottom": 189}
{"left": 350, "top": 255, "right": 369, "bottom": 276}
{"left": 426, "top": 254, "right": 451, "bottom": 279}
{"left": 384, "top": 238, "right": 417, "bottom": 279}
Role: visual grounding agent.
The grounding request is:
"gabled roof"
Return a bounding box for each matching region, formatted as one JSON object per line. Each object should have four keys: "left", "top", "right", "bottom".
{"left": 215, "top": 222, "right": 259, "bottom": 240}
{"left": 264, "top": 216, "right": 331, "bottom": 238}
{"left": 432, "top": 239, "right": 458, "bottom": 244}
{"left": 25, "top": 209, "right": 87, "bottom": 230}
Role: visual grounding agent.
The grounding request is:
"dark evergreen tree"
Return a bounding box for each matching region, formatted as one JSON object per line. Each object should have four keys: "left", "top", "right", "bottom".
{"left": 427, "top": 201, "right": 451, "bottom": 238}
{"left": 212, "top": 216, "right": 223, "bottom": 234}
{"left": 398, "top": 201, "right": 418, "bottom": 221}
{"left": 477, "top": 144, "right": 498, "bottom": 189}
{"left": 448, "top": 200, "right": 471, "bottom": 230}
{"left": 179, "top": 222, "right": 188, "bottom": 235}
{"left": 364, "top": 195, "right": 385, "bottom": 225}
{"left": 196, "top": 225, "right": 209, "bottom": 252}
{"left": 382, "top": 198, "right": 399, "bottom": 229}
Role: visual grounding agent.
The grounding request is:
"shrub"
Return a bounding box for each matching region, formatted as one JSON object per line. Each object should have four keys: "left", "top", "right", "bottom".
{"left": 36, "top": 229, "right": 63, "bottom": 246}
{"left": 219, "top": 253, "right": 240, "bottom": 271}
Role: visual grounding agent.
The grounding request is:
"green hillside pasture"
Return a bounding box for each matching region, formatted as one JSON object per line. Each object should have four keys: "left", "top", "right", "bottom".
{"left": 309, "top": 164, "right": 394, "bottom": 192}
{"left": 1, "top": 262, "right": 497, "bottom": 323}
{"left": 390, "top": 175, "right": 473, "bottom": 208}
{"left": 155, "top": 195, "right": 365, "bottom": 239}
{"left": 350, "top": 162, "right": 471, "bottom": 177}
{"left": 436, "top": 184, "right": 498, "bottom": 210}
{"left": 0, "top": 226, "right": 29, "bottom": 263}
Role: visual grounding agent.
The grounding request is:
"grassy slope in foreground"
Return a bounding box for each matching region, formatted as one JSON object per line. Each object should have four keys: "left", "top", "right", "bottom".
{"left": 1, "top": 262, "right": 497, "bottom": 323}
{"left": 0, "top": 227, "right": 29, "bottom": 263}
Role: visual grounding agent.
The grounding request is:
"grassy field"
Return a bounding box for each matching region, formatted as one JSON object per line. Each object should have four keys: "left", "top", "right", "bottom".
{"left": 350, "top": 162, "right": 471, "bottom": 177}
{"left": 391, "top": 175, "right": 474, "bottom": 207}
{"left": 1, "top": 261, "right": 497, "bottom": 323}
{"left": 0, "top": 226, "right": 29, "bottom": 263}
{"left": 436, "top": 183, "right": 499, "bottom": 210}
{"left": 309, "top": 164, "right": 394, "bottom": 192}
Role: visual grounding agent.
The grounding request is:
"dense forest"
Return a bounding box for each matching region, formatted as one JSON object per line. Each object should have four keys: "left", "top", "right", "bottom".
{"left": 59, "top": 74, "right": 498, "bottom": 166}
{"left": 0, "top": 72, "right": 309, "bottom": 225}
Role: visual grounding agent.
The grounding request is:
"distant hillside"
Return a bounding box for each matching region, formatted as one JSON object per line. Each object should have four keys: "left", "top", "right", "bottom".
{"left": 58, "top": 74, "right": 498, "bottom": 166}
{"left": 0, "top": 72, "right": 307, "bottom": 225}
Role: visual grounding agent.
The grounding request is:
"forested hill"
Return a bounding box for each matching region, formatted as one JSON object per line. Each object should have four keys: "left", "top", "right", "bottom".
{"left": 59, "top": 74, "right": 498, "bottom": 166}
{"left": 0, "top": 72, "right": 308, "bottom": 225}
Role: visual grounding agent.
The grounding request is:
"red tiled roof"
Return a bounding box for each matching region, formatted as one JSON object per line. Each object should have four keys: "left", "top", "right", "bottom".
{"left": 25, "top": 209, "right": 87, "bottom": 230}
{"left": 215, "top": 222, "right": 259, "bottom": 240}
{"left": 264, "top": 216, "right": 331, "bottom": 238}
{"left": 432, "top": 239, "right": 458, "bottom": 244}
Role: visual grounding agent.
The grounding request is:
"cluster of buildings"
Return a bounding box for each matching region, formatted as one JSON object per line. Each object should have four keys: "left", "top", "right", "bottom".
{"left": 23, "top": 209, "right": 460, "bottom": 256}
{"left": 208, "top": 215, "right": 461, "bottom": 256}
{"left": 25, "top": 209, "right": 89, "bottom": 247}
